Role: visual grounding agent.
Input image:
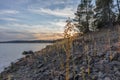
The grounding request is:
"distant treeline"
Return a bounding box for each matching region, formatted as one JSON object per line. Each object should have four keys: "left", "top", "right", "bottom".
{"left": 0, "top": 39, "right": 63, "bottom": 43}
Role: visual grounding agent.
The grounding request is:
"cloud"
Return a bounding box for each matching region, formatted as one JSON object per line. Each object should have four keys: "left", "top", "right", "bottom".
{"left": 0, "top": 21, "right": 64, "bottom": 41}
{"left": 29, "top": 7, "right": 74, "bottom": 18}
{"left": 0, "top": 21, "right": 64, "bottom": 33}
{"left": 33, "top": 33, "right": 63, "bottom": 40}
{"left": 0, "top": 31, "right": 36, "bottom": 41}
{"left": 0, "top": 10, "right": 19, "bottom": 14}
{"left": 0, "top": 17, "right": 19, "bottom": 21}
{"left": 0, "top": 32, "right": 63, "bottom": 41}
{"left": 0, "top": 28, "right": 63, "bottom": 41}
{"left": 6, "top": 23, "right": 56, "bottom": 33}
{"left": 49, "top": 20, "right": 66, "bottom": 27}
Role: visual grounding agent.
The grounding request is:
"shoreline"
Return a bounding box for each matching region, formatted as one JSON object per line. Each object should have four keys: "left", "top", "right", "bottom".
{"left": 0, "top": 43, "right": 52, "bottom": 74}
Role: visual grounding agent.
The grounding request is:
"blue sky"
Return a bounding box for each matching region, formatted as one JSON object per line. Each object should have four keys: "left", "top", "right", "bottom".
{"left": 0, "top": 0, "right": 80, "bottom": 41}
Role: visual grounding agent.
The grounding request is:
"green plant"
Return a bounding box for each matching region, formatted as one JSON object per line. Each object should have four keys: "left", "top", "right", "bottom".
{"left": 43, "top": 56, "right": 47, "bottom": 63}
{"left": 81, "top": 67, "right": 86, "bottom": 80}
{"left": 107, "top": 29, "right": 113, "bottom": 61}
{"left": 64, "top": 18, "right": 75, "bottom": 80}
{"left": 7, "top": 74, "right": 13, "bottom": 80}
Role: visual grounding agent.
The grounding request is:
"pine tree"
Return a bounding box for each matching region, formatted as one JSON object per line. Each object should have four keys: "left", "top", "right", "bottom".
{"left": 94, "top": 0, "right": 114, "bottom": 27}
{"left": 116, "top": 0, "right": 120, "bottom": 22}
{"left": 74, "top": 0, "right": 93, "bottom": 32}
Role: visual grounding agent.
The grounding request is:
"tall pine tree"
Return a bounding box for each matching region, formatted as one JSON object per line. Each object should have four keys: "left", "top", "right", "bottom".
{"left": 94, "top": 0, "right": 114, "bottom": 27}
{"left": 74, "top": 0, "right": 93, "bottom": 32}
{"left": 116, "top": 0, "right": 120, "bottom": 22}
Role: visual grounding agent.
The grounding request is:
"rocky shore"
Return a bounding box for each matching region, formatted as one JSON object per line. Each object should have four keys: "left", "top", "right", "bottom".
{"left": 0, "top": 26, "right": 120, "bottom": 80}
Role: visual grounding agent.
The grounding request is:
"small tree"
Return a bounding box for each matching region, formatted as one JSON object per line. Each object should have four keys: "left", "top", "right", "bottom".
{"left": 64, "top": 18, "right": 75, "bottom": 38}
{"left": 64, "top": 17, "right": 74, "bottom": 80}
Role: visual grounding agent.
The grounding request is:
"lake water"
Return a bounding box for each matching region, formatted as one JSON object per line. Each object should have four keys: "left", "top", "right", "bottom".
{"left": 0, "top": 43, "right": 51, "bottom": 72}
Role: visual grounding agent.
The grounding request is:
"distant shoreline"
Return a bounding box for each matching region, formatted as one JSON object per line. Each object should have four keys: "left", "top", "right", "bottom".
{"left": 0, "top": 42, "right": 54, "bottom": 43}
{"left": 0, "top": 39, "right": 63, "bottom": 43}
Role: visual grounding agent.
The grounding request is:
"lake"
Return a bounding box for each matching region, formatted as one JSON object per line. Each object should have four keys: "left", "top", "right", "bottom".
{"left": 0, "top": 43, "right": 51, "bottom": 72}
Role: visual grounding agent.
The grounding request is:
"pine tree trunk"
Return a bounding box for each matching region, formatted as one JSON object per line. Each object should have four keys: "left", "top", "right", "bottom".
{"left": 86, "top": 1, "right": 89, "bottom": 32}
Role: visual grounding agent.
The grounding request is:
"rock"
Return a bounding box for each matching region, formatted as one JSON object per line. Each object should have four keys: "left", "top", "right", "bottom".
{"left": 73, "top": 66, "right": 80, "bottom": 73}
{"left": 53, "top": 77, "right": 59, "bottom": 80}
{"left": 43, "top": 70, "right": 50, "bottom": 75}
{"left": 98, "top": 72, "right": 104, "bottom": 78}
{"left": 113, "top": 67, "right": 119, "bottom": 72}
{"left": 104, "top": 77, "right": 111, "bottom": 80}
{"left": 29, "top": 50, "right": 34, "bottom": 54}
{"left": 110, "top": 61, "right": 120, "bottom": 66}
{"left": 104, "top": 64, "right": 112, "bottom": 73}
{"left": 22, "top": 50, "right": 34, "bottom": 55}
{"left": 112, "top": 52, "right": 119, "bottom": 60}
{"left": 105, "top": 51, "right": 119, "bottom": 61}
{"left": 73, "top": 55, "right": 82, "bottom": 61}
{"left": 74, "top": 74, "right": 79, "bottom": 80}
{"left": 82, "top": 61, "right": 87, "bottom": 66}
{"left": 118, "top": 56, "right": 120, "bottom": 61}
{"left": 37, "top": 64, "right": 44, "bottom": 68}
{"left": 87, "top": 51, "right": 93, "bottom": 56}
{"left": 105, "top": 52, "right": 110, "bottom": 60}
{"left": 93, "top": 57, "right": 100, "bottom": 63}
{"left": 58, "top": 74, "right": 65, "bottom": 80}
{"left": 85, "top": 68, "right": 91, "bottom": 74}
{"left": 69, "top": 73, "right": 74, "bottom": 80}
{"left": 91, "top": 75, "right": 98, "bottom": 80}
{"left": 115, "top": 71, "right": 120, "bottom": 77}
{"left": 97, "top": 52, "right": 105, "bottom": 57}
{"left": 94, "top": 64, "right": 104, "bottom": 71}
{"left": 92, "top": 68, "right": 99, "bottom": 72}
{"left": 37, "top": 67, "right": 48, "bottom": 73}
{"left": 110, "top": 46, "right": 118, "bottom": 51}
{"left": 99, "top": 59, "right": 109, "bottom": 64}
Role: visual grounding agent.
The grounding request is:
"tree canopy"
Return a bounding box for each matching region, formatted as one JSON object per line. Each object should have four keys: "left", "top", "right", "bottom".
{"left": 69, "top": 0, "right": 120, "bottom": 33}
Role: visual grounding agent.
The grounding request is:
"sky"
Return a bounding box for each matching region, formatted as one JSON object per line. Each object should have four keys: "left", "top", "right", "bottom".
{"left": 0, "top": 0, "right": 80, "bottom": 41}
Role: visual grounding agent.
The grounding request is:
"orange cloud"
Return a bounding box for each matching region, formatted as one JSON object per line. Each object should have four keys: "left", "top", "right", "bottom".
{"left": 33, "top": 33, "right": 64, "bottom": 40}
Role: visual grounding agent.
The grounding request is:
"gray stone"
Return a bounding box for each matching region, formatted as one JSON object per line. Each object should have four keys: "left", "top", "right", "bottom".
{"left": 73, "top": 66, "right": 80, "bottom": 73}
{"left": 113, "top": 67, "right": 119, "bottom": 72}
{"left": 110, "top": 46, "right": 117, "bottom": 51}
{"left": 43, "top": 70, "right": 50, "bottom": 75}
{"left": 99, "top": 59, "right": 109, "bottom": 64}
{"left": 58, "top": 74, "right": 65, "bottom": 80}
{"left": 37, "top": 64, "right": 44, "bottom": 68}
{"left": 110, "top": 51, "right": 119, "bottom": 60}
{"left": 98, "top": 72, "right": 104, "bottom": 78}
{"left": 104, "top": 77, "right": 111, "bottom": 80}
{"left": 104, "top": 64, "right": 112, "bottom": 73}
{"left": 94, "top": 64, "right": 104, "bottom": 71}
{"left": 115, "top": 71, "right": 120, "bottom": 76}
{"left": 53, "top": 77, "right": 59, "bottom": 80}
{"left": 110, "top": 61, "right": 120, "bottom": 66}
{"left": 69, "top": 73, "right": 74, "bottom": 80}
{"left": 97, "top": 52, "right": 105, "bottom": 57}
{"left": 92, "top": 68, "right": 99, "bottom": 72}
{"left": 105, "top": 52, "right": 110, "bottom": 59}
